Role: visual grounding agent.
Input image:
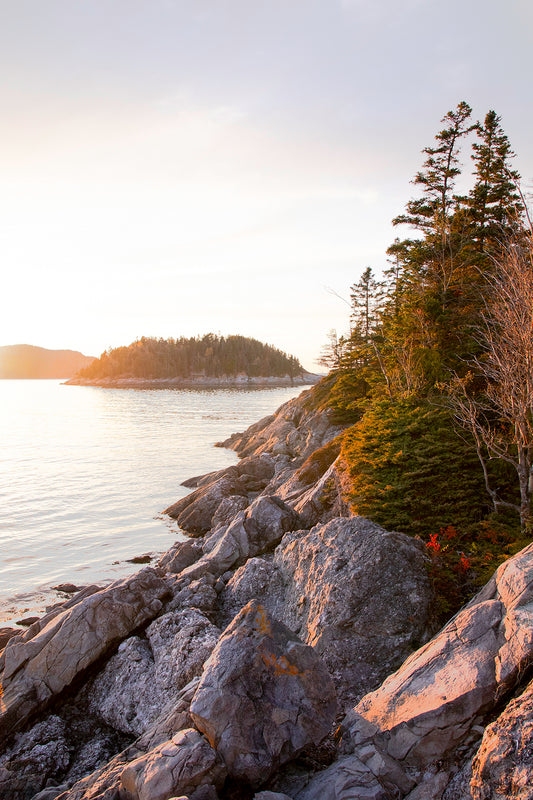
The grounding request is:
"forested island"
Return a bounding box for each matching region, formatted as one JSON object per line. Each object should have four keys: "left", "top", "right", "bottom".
{"left": 66, "top": 333, "right": 318, "bottom": 387}
{"left": 0, "top": 344, "right": 94, "bottom": 379}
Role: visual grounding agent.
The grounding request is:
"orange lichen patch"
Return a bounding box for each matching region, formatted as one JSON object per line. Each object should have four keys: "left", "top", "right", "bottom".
{"left": 253, "top": 605, "right": 272, "bottom": 636}
{"left": 262, "top": 651, "right": 300, "bottom": 677}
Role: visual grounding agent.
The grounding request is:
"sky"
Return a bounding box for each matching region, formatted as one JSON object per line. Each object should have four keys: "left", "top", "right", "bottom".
{"left": 1, "top": 0, "right": 531, "bottom": 372}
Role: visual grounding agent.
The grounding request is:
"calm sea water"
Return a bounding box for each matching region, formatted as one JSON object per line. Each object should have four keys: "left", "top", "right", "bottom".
{"left": 0, "top": 380, "right": 306, "bottom": 624}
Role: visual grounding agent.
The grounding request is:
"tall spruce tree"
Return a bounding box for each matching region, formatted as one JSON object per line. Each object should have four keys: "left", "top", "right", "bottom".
{"left": 386, "top": 102, "right": 477, "bottom": 382}
{"left": 393, "top": 102, "right": 473, "bottom": 244}
{"left": 466, "top": 110, "right": 523, "bottom": 257}
{"left": 349, "top": 267, "right": 384, "bottom": 340}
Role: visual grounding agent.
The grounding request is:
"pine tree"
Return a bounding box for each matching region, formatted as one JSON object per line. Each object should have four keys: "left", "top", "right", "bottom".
{"left": 393, "top": 102, "right": 473, "bottom": 244}
{"left": 349, "top": 267, "right": 384, "bottom": 340}
{"left": 466, "top": 110, "right": 524, "bottom": 257}
{"left": 386, "top": 102, "right": 476, "bottom": 382}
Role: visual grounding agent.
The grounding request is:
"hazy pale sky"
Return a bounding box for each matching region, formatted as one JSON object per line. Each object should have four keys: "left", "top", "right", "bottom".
{"left": 1, "top": 0, "right": 531, "bottom": 370}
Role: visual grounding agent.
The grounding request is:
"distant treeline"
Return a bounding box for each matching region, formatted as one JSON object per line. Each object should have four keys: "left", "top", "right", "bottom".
{"left": 76, "top": 334, "right": 304, "bottom": 380}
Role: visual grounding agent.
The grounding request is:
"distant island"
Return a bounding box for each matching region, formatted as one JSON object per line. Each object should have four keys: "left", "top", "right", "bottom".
{"left": 0, "top": 344, "right": 95, "bottom": 379}
{"left": 65, "top": 334, "right": 320, "bottom": 388}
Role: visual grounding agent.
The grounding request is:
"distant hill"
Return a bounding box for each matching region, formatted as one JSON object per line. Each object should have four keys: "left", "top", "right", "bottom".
{"left": 0, "top": 345, "right": 95, "bottom": 379}
{"left": 73, "top": 334, "right": 305, "bottom": 382}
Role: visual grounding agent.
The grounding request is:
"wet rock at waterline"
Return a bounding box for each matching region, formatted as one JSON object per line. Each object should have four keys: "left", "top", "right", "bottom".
{"left": 0, "top": 568, "right": 169, "bottom": 739}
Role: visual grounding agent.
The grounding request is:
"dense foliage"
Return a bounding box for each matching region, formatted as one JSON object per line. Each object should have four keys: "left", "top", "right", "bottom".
{"left": 322, "top": 102, "right": 532, "bottom": 616}
{"left": 76, "top": 334, "right": 303, "bottom": 380}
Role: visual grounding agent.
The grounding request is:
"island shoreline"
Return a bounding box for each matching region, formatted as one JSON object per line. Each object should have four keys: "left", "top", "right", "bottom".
{"left": 63, "top": 373, "right": 321, "bottom": 389}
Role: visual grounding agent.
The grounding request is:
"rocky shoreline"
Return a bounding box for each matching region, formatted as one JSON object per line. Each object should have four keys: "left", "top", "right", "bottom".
{"left": 1, "top": 385, "right": 532, "bottom": 799}
{"left": 63, "top": 374, "right": 322, "bottom": 389}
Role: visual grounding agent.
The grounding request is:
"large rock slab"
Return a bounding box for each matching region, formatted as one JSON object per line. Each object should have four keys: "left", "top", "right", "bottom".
{"left": 0, "top": 568, "right": 169, "bottom": 739}
{"left": 218, "top": 516, "right": 434, "bottom": 707}
{"left": 190, "top": 599, "right": 337, "bottom": 788}
{"left": 340, "top": 542, "right": 533, "bottom": 773}
{"left": 120, "top": 728, "right": 226, "bottom": 800}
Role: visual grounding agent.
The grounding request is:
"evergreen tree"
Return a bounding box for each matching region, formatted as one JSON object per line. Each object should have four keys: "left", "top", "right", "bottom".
{"left": 386, "top": 102, "right": 477, "bottom": 381}
{"left": 466, "top": 110, "right": 524, "bottom": 257}
{"left": 341, "top": 397, "right": 488, "bottom": 536}
{"left": 393, "top": 101, "right": 473, "bottom": 243}
{"left": 349, "top": 267, "right": 384, "bottom": 340}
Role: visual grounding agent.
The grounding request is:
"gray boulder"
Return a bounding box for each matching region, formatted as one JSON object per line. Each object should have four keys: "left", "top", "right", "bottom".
{"left": 159, "top": 539, "right": 204, "bottom": 574}
{"left": 176, "top": 495, "right": 299, "bottom": 585}
{"left": 182, "top": 452, "right": 276, "bottom": 490}
{"left": 219, "top": 516, "right": 434, "bottom": 707}
{"left": 218, "top": 557, "right": 287, "bottom": 629}
{"left": 86, "top": 635, "right": 157, "bottom": 736}
{"left": 167, "top": 575, "right": 218, "bottom": 615}
{"left": 211, "top": 495, "right": 250, "bottom": 527}
{"left": 86, "top": 608, "right": 220, "bottom": 736}
{"left": 164, "top": 473, "right": 245, "bottom": 535}
{"left": 164, "top": 454, "right": 277, "bottom": 535}
{"left": 0, "top": 568, "right": 169, "bottom": 739}
{"left": 120, "top": 728, "right": 226, "bottom": 800}
{"left": 190, "top": 599, "right": 337, "bottom": 788}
